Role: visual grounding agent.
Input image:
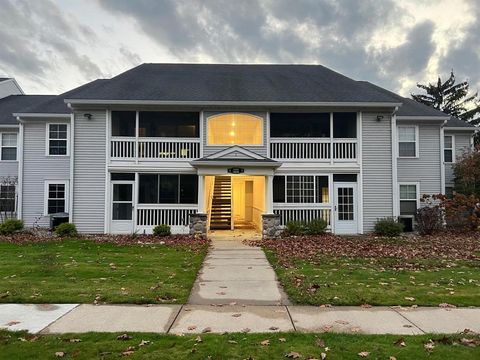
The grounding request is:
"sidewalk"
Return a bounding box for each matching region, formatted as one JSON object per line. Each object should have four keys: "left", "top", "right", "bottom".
{"left": 1, "top": 303, "right": 479, "bottom": 335}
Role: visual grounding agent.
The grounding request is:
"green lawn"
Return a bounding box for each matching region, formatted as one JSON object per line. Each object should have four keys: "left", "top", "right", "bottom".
{"left": 0, "top": 330, "right": 478, "bottom": 359}
{"left": 266, "top": 252, "right": 480, "bottom": 306}
{"left": 0, "top": 240, "right": 207, "bottom": 304}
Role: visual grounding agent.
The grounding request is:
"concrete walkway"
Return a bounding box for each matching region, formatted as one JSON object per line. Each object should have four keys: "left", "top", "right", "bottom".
{"left": 187, "top": 236, "right": 290, "bottom": 305}
{"left": 2, "top": 303, "right": 479, "bottom": 335}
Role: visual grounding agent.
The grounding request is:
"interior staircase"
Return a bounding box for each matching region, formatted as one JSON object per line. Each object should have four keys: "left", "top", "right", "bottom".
{"left": 210, "top": 176, "right": 232, "bottom": 230}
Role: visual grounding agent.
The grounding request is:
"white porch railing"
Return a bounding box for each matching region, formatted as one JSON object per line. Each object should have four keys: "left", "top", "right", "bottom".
{"left": 270, "top": 138, "right": 357, "bottom": 161}
{"left": 273, "top": 205, "right": 331, "bottom": 226}
{"left": 137, "top": 205, "right": 197, "bottom": 226}
{"left": 110, "top": 137, "right": 201, "bottom": 160}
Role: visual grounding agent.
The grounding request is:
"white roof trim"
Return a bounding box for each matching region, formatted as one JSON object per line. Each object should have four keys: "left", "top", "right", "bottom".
{"left": 397, "top": 115, "right": 449, "bottom": 121}
{"left": 65, "top": 99, "right": 403, "bottom": 107}
{"left": 14, "top": 113, "right": 70, "bottom": 118}
{"left": 444, "top": 127, "right": 478, "bottom": 131}
{"left": 206, "top": 145, "right": 266, "bottom": 160}
{"left": 0, "top": 124, "right": 19, "bottom": 128}
{"left": 191, "top": 160, "right": 281, "bottom": 168}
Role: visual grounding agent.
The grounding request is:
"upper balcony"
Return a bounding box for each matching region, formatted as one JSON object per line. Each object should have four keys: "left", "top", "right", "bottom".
{"left": 108, "top": 111, "right": 359, "bottom": 164}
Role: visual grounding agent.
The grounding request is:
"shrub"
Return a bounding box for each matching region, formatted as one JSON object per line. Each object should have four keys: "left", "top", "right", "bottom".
{"left": 0, "top": 219, "right": 24, "bottom": 235}
{"left": 416, "top": 206, "right": 443, "bottom": 235}
{"left": 54, "top": 223, "right": 78, "bottom": 237}
{"left": 153, "top": 224, "right": 171, "bottom": 236}
{"left": 428, "top": 193, "right": 480, "bottom": 230}
{"left": 306, "top": 218, "right": 328, "bottom": 235}
{"left": 374, "top": 217, "right": 404, "bottom": 237}
{"left": 285, "top": 221, "right": 307, "bottom": 236}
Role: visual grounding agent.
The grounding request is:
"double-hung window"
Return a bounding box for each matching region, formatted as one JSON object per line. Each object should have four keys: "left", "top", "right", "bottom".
{"left": 45, "top": 181, "right": 68, "bottom": 215}
{"left": 398, "top": 126, "right": 418, "bottom": 157}
{"left": 273, "top": 175, "right": 329, "bottom": 204}
{"left": 444, "top": 135, "right": 454, "bottom": 163}
{"left": 47, "top": 124, "right": 68, "bottom": 156}
{"left": 0, "top": 185, "right": 16, "bottom": 213}
{"left": 1, "top": 133, "right": 17, "bottom": 160}
{"left": 399, "top": 183, "right": 418, "bottom": 216}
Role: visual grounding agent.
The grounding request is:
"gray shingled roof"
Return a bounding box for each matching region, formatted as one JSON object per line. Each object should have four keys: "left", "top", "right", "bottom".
{"left": 357, "top": 81, "right": 449, "bottom": 117}
{"left": 0, "top": 95, "right": 56, "bottom": 125}
{"left": 19, "top": 79, "right": 108, "bottom": 115}
{"left": 446, "top": 116, "right": 476, "bottom": 129}
{"left": 64, "top": 63, "right": 402, "bottom": 104}
{"left": 0, "top": 78, "right": 11, "bottom": 82}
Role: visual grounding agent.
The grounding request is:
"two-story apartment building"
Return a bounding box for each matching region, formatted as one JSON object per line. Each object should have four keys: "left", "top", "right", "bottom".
{"left": 3, "top": 64, "right": 477, "bottom": 236}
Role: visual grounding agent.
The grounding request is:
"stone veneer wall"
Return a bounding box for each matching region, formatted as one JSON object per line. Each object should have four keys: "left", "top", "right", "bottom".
{"left": 262, "top": 214, "right": 282, "bottom": 239}
{"left": 189, "top": 213, "right": 207, "bottom": 237}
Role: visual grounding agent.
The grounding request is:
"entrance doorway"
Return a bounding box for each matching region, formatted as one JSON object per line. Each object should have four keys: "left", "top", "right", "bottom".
{"left": 110, "top": 181, "right": 134, "bottom": 234}
{"left": 206, "top": 175, "right": 265, "bottom": 232}
{"left": 333, "top": 182, "right": 358, "bottom": 234}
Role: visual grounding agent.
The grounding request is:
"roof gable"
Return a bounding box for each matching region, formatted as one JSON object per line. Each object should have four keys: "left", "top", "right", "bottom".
{"left": 203, "top": 146, "right": 267, "bottom": 161}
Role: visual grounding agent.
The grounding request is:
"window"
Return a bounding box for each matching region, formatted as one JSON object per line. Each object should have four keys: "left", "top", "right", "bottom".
{"left": 139, "top": 112, "right": 199, "bottom": 137}
{"left": 333, "top": 112, "right": 357, "bottom": 138}
{"left": 444, "top": 135, "right": 454, "bottom": 163}
{"left": 270, "top": 113, "right": 330, "bottom": 137}
{"left": 273, "top": 175, "right": 329, "bottom": 203}
{"left": 112, "top": 111, "right": 136, "bottom": 137}
{"left": 445, "top": 186, "right": 454, "bottom": 199}
{"left": 45, "top": 181, "right": 68, "bottom": 215}
{"left": 399, "top": 184, "right": 418, "bottom": 216}
{"left": 208, "top": 113, "right": 262, "bottom": 145}
{"left": 1, "top": 133, "right": 17, "bottom": 160}
{"left": 138, "top": 174, "right": 198, "bottom": 204}
{"left": 0, "top": 185, "right": 15, "bottom": 212}
{"left": 47, "top": 124, "right": 68, "bottom": 156}
{"left": 398, "top": 126, "right": 418, "bottom": 157}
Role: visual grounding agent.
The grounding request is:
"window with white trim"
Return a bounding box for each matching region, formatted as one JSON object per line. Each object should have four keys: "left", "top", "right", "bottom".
{"left": 398, "top": 126, "right": 417, "bottom": 157}
{"left": 1, "top": 133, "right": 17, "bottom": 160}
{"left": 399, "top": 184, "right": 418, "bottom": 216}
{"left": 444, "top": 135, "right": 454, "bottom": 163}
{"left": 273, "top": 175, "right": 329, "bottom": 203}
{"left": 45, "top": 181, "right": 68, "bottom": 215}
{"left": 0, "top": 185, "right": 15, "bottom": 212}
{"left": 47, "top": 124, "right": 68, "bottom": 156}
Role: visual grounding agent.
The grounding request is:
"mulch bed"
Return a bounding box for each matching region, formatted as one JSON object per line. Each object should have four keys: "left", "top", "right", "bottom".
{"left": 0, "top": 231, "right": 209, "bottom": 251}
{"left": 250, "top": 231, "right": 480, "bottom": 265}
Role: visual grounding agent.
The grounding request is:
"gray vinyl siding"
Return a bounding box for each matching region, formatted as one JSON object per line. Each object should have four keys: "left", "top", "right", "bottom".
{"left": 444, "top": 131, "right": 472, "bottom": 187}
{"left": 73, "top": 110, "right": 106, "bottom": 233}
{"left": 0, "top": 80, "right": 22, "bottom": 99}
{"left": 22, "top": 120, "right": 70, "bottom": 227}
{"left": 0, "top": 127, "right": 19, "bottom": 179}
{"left": 362, "top": 112, "right": 393, "bottom": 231}
{"left": 397, "top": 123, "right": 442, "bottom": 195}
{"left": 203, "top": 111, "right": 267, "bottom": 157}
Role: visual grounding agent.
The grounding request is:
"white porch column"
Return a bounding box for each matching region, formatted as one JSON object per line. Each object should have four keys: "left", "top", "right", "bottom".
{"left": 265, "top": 175, "right": 273, "bottom": 214}
{"left": 197, "top": 174, "right": 205, "bottom": 213}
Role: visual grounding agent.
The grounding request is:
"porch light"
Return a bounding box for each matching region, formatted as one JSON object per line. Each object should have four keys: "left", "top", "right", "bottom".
{"left": 230, "top": 131, "right": 235, "bottom": 137}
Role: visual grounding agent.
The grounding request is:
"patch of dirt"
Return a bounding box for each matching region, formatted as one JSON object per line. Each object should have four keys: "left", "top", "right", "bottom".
{"left": 249, "top": 231, "right": 480, "bottom": 265}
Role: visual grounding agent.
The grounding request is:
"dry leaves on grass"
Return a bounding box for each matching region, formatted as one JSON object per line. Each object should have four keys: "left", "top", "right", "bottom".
{"left": 250, "top": 231, "right": 480, "bottom": 265}
{"left": 285, "top": 351, "right": 302, "bottom": 358}
{"left": 260, "top": 339, "right": 270, "bottom": 346}
{"left": 357, "top": 351, "right": 370, "bottom": 357}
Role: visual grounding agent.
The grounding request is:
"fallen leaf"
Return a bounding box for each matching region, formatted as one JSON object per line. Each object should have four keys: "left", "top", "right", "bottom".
{"left": 228, "top": 340, "right": 238, "bottom": 344}
{"left": 139, "top": 340, "right": 150, "bottom": 347}
{"left": 285, "top": 351, "right": 301, "bottom": 358}
{"left": 404, "top": 297, "right": 415, "bottom": 301}
{"left": 439, "top": 303, "right": 457, "bottom": 308}
{"left": 242, "top": 328, "right": 251, "bottom": 333}
{"left": 316, "top": 338, "right": 325, "bottom": 347}
{"left": 187, "top": 325, "right": 197, "bottom": 331}
{"left": 69, "top": 338, "right": 81, "bottom": 343}
{"left": 279, "top": 337, "right": 287, "bottom": 342}
{"left": 335, "top": 320, "right": 349, "bottom": 325}
{"left": 389, "top": 357, "right": 397, "bottom": 360}
{"left": 195, "top": 336, "right": 202, "bottom": 343}
{"left": 394, "top": 338, "right": 406, "bottom": 347}
{"left": 424, "top": 340, "right": 435, "bottom": 352}
{"left": 358, "top": 351, "right": 370, "bottom": 357}
{"left": 321, "top": 353, "right": 327, "bottom": 360}
{"left": 202, "top": 327, "right": 212, "bottom": 333}
{"left": 269, "top": 326, "right": 279, "bottom": 330}
{"left": 6, "top": 321, "right": 20, "bottom": 326}
{"left": 260, "top": 339, "right": 270, "bottom": 346}
{"left": 117, "top": 334, "right": 131, "bottom": 341}
{"left": 55, "top": 352, "right": 65, "bottom": 358}
{"left": 232, "top": 313, "right": 242, "bottom": 317}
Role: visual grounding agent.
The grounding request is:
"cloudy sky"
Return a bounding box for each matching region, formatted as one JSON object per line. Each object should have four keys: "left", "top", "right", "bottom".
{"left": 0, "top": 0, "right": 479, "bottom": 98}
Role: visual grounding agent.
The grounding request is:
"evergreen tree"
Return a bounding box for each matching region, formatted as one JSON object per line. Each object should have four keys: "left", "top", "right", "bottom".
{"left": 412, "top": 71, "right": 480, "bottom": 125}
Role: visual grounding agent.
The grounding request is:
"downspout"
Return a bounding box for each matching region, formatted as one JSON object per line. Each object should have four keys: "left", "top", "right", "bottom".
{"left": 67, "top": 104, "right": 74, "bottom": 222}
{"left": 440, "top": 119, "right": 447, "bottom": 194}
{"left": 391, "top": 107, "right": 399, "bottom": 217}
{"left": 17, "top": 118, "right": 24, "bottom": 220}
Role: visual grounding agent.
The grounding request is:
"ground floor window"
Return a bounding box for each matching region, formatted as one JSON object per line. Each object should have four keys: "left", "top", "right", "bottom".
{"left": 273, "top": 175, "right": 329, "bottom": 203}
{"left": 445, "top": 186, "right": 454, "bottom": 199}
{"left": 45, "top": 181, "right": 68, "bottom": 215}
{"left": 0, "top": 185, "right": 15, "bottom": 212}
{"left": 138, "top": 174, "right": 198, "bottom": 204}
{"left": 399, "top": 183, "right": 418, "bottom": 216}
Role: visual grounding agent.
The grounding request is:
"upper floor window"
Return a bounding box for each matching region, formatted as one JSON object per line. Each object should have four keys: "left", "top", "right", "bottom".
{"left": 1, "top": 133, "right": 17, "bottom": 160}
{"left": 270, "top": 113, "right": 330, "bottom": 137}
{"left": 112, "top": 111, "right": 136, "bottom": 137}
{"left": 333, "top": 112, "right": 357, "bottom": 138}
{"left": 207, "top": 113, "right": 262, "bottom": 146}
{"left": 398, "top": 126, "right": 418, "bottom": 158}
{"left": 47, "top": 124, "right": 68, "bottom": 156}
{"left": 444, "top": 135, "right": 454, "bottom": 163}
{"left": 139, "top": 112, "right": 199, "bottom": 137}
